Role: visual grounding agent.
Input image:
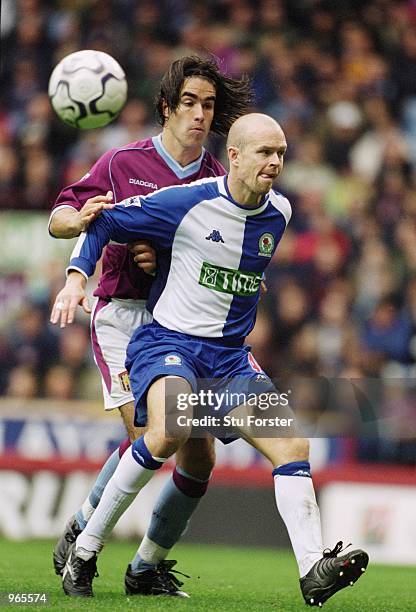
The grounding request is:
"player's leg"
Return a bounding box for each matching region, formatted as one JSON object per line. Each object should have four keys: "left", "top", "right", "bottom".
{"left": 77, "top": 403, "right": 141, "bottom": 523}
{"left": 238, "top": 433, "right": 324, "bottom": 575}
{"left": 236, "top": 426, "right": 368, "bottom": 607}
{"left": 119, "top": 401, "right": 143, "bottom": 441}
{"left": 78, "top": 299, "right": 142, "bottom": 525}
{"left": 218, "top": 343, "right": 368, "bottom": 607}
{"left": 53, "top": 299, "right": 207, "bottom": 584}
{"left": 53, "top": 299, "right": 138, "bottom": 575}
{"left": 80, "top": 301, "right": 214, "bottom": 549}
{"left": 76, "top": 377, "right": 191, "bottom": 552}
{"left": 217, "top": 345, "right": 326, "bottom": 576}
{"left": 129, "top": 436, "right": 215, "bottom": 574}
{"left": 63, "top": 375, "right": 194, "bottom": 597}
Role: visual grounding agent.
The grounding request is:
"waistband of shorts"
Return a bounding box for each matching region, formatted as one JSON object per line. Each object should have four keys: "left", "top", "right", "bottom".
{"left": 152, "top": 320, "right": 245, "bottom": 348}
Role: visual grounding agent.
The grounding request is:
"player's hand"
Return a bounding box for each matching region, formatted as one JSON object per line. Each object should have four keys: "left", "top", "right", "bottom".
{"left": 260, "top": 280, "right": 268, "bottom": 294}
{"left": 128, "top": 241, "right": 157, "bottom": 274}
{"left": 50, "top": 272, "right": 90, "bottom": 328}
{"left": 77, "top": 191, "right": 114, "bottom": 232}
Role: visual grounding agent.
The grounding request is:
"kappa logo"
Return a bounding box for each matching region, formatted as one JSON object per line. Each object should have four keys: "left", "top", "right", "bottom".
{"left": 133, "top": 448, "right": 145, "bottom": 464}
{"left": 258, "top": 233, "right": 275, "bottom": 257}
{"left": 292, "top": 469, "right": 311, "bottom": 477}
{"left": 129, "top": 178, "right": 158, "bottom": 190}
{"left": 206, "top": 230, "right": 225, "bottom": 243}
{"left": 165, "top": 354, "right": 182, "bottom": 366}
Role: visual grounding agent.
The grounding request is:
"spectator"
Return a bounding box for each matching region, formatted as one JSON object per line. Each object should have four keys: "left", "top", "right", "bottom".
{"left": 44, "top": 364, "right": 76, "bottom": 400}
{"left": 1, "top": 0, "right": 416, "bottom": 466}
{"left": 6, "top": 365, "right": 38, "bottom": 399}
{"left": 360, "top": 295, "right": 413, "bottom": 365}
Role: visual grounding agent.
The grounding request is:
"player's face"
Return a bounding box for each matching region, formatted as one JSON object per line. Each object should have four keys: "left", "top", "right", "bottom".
{"left": 236, "top": 128, "right": 287, "bottom": 198}
{"left": 165, "top": 77, "right": 216, "bottom": 149}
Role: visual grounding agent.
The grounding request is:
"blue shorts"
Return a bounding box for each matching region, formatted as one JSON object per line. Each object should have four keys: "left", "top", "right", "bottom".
{"left": 125, "top": 322, "right": 275, "bottom": 440}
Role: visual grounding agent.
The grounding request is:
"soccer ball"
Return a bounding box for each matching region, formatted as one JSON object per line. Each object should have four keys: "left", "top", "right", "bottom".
{"left": 48, "top": 50, "right": 128, "bottom": 129}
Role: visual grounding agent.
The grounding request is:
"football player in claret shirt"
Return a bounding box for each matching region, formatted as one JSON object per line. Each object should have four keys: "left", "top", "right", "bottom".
{"left": 52, "top": 114, "right": 369, "bottom": 606}
{"left": 49, "top": 55, "right": 252, "bottom": 596}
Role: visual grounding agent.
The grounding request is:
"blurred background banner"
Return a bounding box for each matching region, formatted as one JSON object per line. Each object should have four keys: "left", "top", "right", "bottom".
{"left": 1, "top": 0, "right": 416, "bottom": 567}
{"left": 1, "top": 395, "right": 415, "bottom": 564}
{"left": 0, "top": 212, "right": 76, "bottom": 328}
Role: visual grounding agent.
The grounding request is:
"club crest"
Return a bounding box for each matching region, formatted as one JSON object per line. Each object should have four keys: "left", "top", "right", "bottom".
{"left": 258, "top": 233, "right": 275, "bottom": 257}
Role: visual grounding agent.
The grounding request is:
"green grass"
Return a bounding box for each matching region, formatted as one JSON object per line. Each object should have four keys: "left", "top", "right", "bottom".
{"left": 0, "top": 539, "right": 414, "bottom": 611}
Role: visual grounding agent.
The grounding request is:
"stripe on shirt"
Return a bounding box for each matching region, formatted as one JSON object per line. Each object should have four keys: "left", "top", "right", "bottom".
{"left": 223, "top": 200, "right": 288, "bottom": 337}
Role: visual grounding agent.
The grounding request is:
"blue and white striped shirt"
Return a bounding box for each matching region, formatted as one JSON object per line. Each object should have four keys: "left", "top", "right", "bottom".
{"left": 68, "top": 175, "right": 291, "bottom": 340}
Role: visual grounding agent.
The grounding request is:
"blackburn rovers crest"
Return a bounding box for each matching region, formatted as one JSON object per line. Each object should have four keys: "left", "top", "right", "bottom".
{"left": 258, "top": 233, "right": 275, "bottom": 257}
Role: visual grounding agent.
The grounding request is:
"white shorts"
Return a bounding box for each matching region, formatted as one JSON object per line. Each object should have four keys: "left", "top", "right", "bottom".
{"left": 90, "top": 297, "right": 153, "bottom": 410}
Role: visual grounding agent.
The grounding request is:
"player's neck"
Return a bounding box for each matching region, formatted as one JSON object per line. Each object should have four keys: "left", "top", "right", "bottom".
{"left": 227, "top": 176, "right": 266, "bottom": 208}
{"left": 160, "top": 131, "right": 203, "bottom": 167}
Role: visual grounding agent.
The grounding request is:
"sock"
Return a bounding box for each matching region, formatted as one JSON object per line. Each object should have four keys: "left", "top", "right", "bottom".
{"left": 273, "top": 461, "right": 323, "bottom": 577}
{"left": 76, "top": 436, "right": 165, "bottom": 557}
{"left": 76, "top": 498, "right": 95, "bottom": 529}
{"left": 118, "top": 436, "right": 132, "bottom": 458}
{"left": 75, "top": 438, "right": 131, "bottom": 529}
{"left": 75, "top": 448, "right": 120, "bottom": 529}
{"left": 130, "top": 466, "right": 210, "bottom": 573}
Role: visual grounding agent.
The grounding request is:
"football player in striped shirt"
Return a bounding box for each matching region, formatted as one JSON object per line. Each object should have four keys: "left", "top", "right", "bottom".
{"left": 49, "top": 55, "right": 252, "bottom": 596}
{"left": 52, "top": 113, "right": 368, "bottom": 606}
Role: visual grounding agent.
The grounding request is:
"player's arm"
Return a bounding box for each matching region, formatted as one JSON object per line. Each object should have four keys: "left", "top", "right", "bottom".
{"left": 67, "top": 197, "right": 175, "bottom": 277}
{"left": 49, "top": 192, "right": 115, "bottom": 238}
{"left": 50, "top": 270, "right": 90, "bottom": 328}
{"left": 50, "top": 197, "right": 154, "bottom": 327}
{"left": 51, "top": 192, "right": 176, "bottom": 327}
{"left": 49, "top": 149, "right": 118, "bottom": 239}
{"left": 48, "top": 150, "right": 156, "bottom": 272}
{"left": 50, "top": 193, "right": 156, "bottom": 272}
{"left": 50, "top": 194, "right": 116, "bottom": 327}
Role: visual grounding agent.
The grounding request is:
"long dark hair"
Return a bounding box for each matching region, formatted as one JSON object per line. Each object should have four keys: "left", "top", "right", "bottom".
{"left": 156, "top": 55, "right": 253, "bottom": 136}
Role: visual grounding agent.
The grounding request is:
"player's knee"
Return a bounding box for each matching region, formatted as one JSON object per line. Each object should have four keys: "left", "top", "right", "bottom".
{"left": 167, "top": 427, "right": 192, "bottom": 451}
{"left": 119, "top": 402, "right": 142, "bottom": 442}
{"left": 126, "top": 426, "right": 143, "bottom": 443}
{"left": 146, "top": 433, "right": 187, "bottom": 459}
{"left": 145, "top": 419, "right": 191, "bottom": 458}
{"left": 177, "top": 438, "right": 216, "bottom": 480}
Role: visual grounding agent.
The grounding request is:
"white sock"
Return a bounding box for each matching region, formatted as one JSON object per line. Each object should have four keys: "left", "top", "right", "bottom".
{"left": 80, "top": 498, "right": 95, "bottom": 523}
{"left": 137, "top": 535, "right": 170, "bottom": 565}
{"left": 274, "top": 475, "right": 323, "bottom": 577}
{"left": 76, "top": 449, "right": 155, "bottom": 555}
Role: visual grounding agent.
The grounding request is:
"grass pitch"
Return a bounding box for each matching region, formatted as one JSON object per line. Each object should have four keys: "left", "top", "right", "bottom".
{"left": 0, "top": 539, "right": 414, "bottom": 611}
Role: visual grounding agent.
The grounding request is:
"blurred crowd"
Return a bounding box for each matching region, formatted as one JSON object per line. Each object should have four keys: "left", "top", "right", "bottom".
{"left": 1, "top": 0, "right": 416, "bottom": 464}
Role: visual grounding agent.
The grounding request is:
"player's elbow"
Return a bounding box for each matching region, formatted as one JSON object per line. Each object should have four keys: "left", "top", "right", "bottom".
{"left": 49, "top": 217, "right": 67, "bottom": 238}
{"left": 49, "top": 208, "right": 81, "bottom": 239}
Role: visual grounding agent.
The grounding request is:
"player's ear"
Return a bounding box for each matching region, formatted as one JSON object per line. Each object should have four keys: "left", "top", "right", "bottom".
{"left": 162, "top": 99, "right": 170, "bottom": 122}
{"left": 228, "top": 146, "right": 240, "bottom": 167}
